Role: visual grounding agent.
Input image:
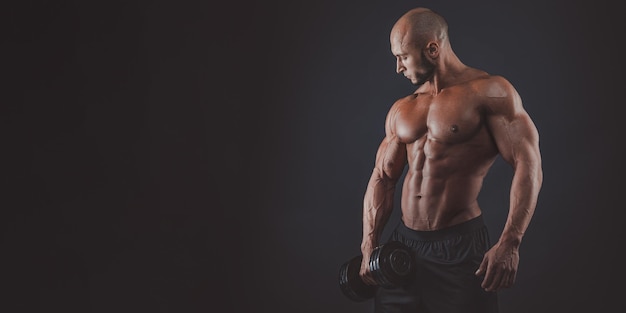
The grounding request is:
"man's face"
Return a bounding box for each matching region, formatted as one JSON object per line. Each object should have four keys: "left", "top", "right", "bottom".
{"left": 390, "top": 32, "right": 434, "bottom": 86}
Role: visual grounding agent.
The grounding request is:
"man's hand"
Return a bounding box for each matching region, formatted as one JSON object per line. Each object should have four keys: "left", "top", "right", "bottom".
{"left": 475, "top": 241, "right": 520, "bottom": 292}
{"left": 359, "top": 244, "right": 378, "bottom": 286}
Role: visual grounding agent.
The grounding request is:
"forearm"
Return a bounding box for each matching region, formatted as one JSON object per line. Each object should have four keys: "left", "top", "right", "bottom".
{"left": 500, "top": 161, "right": 543, "bottom": 247}
{"left": 361, "top": 168, "right": 396, "bottom": 251}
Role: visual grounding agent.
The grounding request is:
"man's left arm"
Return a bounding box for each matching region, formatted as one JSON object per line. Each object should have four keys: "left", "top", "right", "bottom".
{"left": 476, "top": 76, "right": 543, "bottom": 292}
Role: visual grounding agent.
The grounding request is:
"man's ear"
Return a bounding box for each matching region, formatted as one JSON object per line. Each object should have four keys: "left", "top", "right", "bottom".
{"left": 426, "top": 41, "right": 439, "bottom": 59}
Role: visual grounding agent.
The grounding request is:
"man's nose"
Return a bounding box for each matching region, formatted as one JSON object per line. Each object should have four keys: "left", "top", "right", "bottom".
{"left": 396, "top": 59, "right": 404, "bottom": 74}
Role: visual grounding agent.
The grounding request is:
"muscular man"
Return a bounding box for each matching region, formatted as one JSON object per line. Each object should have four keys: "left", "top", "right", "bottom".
{"left": 358, "top": 7, "right": 543, "bottom": 313}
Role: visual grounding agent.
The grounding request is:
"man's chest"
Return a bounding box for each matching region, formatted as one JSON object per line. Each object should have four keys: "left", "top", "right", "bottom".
{"left": 394, "top": 93, "right": 483, "bottom": 145}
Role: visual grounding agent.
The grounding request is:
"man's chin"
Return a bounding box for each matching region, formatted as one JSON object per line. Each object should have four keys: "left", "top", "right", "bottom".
{"left": 411, "top": 78, "right": 424, "bottom": 86}
{"left": 405, "top": 76, "right": 426, "bottom": 86}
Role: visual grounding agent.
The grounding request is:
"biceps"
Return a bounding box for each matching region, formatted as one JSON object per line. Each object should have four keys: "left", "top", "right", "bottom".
{"left": 374, "top": 136, "right": 407, "bottom": 181}
{"left": 489, "top": 113, "right": 540, "bottom": 166}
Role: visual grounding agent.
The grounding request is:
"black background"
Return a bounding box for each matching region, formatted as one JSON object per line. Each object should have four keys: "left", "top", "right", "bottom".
{"left": 3, "top": 0, "right": 625, "bottom": 312}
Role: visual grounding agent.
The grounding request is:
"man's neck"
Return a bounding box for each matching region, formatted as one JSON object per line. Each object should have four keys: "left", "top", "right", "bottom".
{"left": 432, "top": 51, "right": 469, "bottom": 92}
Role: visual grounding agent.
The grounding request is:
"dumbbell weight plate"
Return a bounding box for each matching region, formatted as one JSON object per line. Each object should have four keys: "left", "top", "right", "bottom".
{"left": 338, "top": 255, "right": 377, "bottom": 301}
{"left": 369, "top": 241, "right": 415, "bottom": 289}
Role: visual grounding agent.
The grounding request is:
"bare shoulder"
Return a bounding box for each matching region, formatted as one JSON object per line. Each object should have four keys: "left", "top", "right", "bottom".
{"left": 396, "top": 93, "right": 419, "bottom": 105}
{"left": 382, "top": 93, "right": 419, "bottom": 133}
{"left": 468, "top": 74, "right": 524, "bottom": 116}
{"left": 387, "top": 93, "right": 418, "bottom": 114}
{"left": 469, "top": 74, "right": 518, "bottom": 99}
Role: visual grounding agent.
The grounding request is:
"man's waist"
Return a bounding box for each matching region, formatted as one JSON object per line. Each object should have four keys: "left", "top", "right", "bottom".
{"left": 397, "top": 214, "right": 485, "bottom": 241}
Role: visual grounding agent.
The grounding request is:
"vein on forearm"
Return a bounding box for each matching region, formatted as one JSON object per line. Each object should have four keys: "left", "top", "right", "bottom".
{"left": 363, "top": 167, "right": 396, "bottom": 243}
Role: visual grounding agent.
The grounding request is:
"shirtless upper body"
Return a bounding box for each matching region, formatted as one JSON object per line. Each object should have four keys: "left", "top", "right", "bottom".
{"left": 359, "top": 8, "right": 543, "bottom": 293}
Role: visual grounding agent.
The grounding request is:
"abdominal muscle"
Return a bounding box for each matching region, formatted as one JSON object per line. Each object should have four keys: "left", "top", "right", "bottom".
{"left": 399, "top": 137, "right": 498, "bottom": 231}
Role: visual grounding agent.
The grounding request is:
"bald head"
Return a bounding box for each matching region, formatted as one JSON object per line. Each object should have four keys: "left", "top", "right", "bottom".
{"left": 391, "top": 7, "right": 449, "bottom": 49}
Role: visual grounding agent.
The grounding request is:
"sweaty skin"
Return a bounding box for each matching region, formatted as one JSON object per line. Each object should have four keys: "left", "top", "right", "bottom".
{"left": 359, "top": 8, "right": 543, "bottom": 293}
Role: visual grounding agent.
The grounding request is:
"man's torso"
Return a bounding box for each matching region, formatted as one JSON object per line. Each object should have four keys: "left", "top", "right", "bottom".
{"left": 391, "top": 75, "right": 503, "bottom": 230}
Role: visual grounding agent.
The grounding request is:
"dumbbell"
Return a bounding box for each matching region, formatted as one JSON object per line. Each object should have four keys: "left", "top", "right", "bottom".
{"left": 338, "top": 240, "right": 416, "bottom": 302}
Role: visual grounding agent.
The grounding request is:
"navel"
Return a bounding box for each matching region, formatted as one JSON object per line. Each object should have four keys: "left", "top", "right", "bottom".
{"left": 450, "top": 124, "right": 459, "bottom": 133}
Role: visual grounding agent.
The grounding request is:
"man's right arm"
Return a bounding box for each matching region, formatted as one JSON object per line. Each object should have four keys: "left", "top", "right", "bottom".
{"left": 360, "top": 103, "right": 407, "bottom": 285}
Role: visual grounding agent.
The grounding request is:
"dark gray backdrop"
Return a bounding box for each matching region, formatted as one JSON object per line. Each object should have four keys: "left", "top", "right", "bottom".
{"left": 3, "top": 0, "right": 624, "bottom": 312}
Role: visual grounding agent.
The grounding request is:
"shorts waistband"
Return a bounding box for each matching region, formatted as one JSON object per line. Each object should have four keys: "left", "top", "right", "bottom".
{"left": 395, "top": 215, "right": 486, "bottom": 241}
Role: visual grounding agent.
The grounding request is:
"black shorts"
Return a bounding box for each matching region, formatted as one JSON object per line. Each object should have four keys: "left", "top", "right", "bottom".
{"left": 375, "top": 215, "right": 499, "bottom": 313}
